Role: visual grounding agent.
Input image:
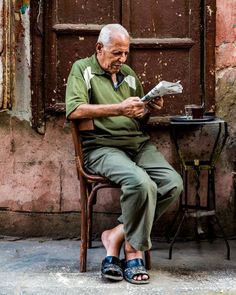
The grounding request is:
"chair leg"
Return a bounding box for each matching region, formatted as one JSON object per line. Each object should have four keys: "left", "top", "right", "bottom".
{"left": 87, "top": 185, "right": 97, "bottom": 248}
{"left": 80, "top": 222, "right": 87, "bottom": 271}
{"left": 80, "top": 215, "right": 87, "bottom": 272}
{"left": 87, "top": 203, "right": 93, "bottom": 248}
{"left": 144, "top": 250, "right": 151, "bottom": 270}
{"left": 80, "top": 180, "right": 88, "bottom": 272}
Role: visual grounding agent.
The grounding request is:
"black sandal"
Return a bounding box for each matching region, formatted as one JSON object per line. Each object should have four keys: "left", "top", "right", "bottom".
{"left": 123, "top": 258, "right": 150, "bottom": 284}
{"left": 101, "top": 256, "right": 123, "bottom": 281}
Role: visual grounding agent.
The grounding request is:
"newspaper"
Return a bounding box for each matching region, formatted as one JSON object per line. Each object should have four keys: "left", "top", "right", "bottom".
{"left": 141, "top": 80, "right": 183, "bottom": 102}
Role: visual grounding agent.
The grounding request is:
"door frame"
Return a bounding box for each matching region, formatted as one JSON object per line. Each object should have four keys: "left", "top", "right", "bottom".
{"left": 1, "top": 0, "right": 15, "bottom": 111}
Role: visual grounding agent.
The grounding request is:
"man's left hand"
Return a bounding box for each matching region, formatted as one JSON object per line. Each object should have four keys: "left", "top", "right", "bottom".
{"left": 145, "top": 97, "right": 164, "bottom": 113}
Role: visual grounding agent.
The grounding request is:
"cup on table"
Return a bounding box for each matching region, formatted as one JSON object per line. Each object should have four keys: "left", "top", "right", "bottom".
{"left": 184, "top": 104, "right": 204, "bottom": 119}
{"left": 184, "top": 104, "right": 194, "bottom": 119}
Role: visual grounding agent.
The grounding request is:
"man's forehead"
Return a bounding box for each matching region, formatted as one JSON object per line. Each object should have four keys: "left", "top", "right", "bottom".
{"left": 106, "top": 35, "right": 130, "bottom": 48}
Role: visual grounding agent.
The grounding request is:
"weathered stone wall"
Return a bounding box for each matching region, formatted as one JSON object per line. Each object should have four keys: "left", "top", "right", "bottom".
{"left": 216, "top": 0, "right": 236, "bottom": 146}
{"left": 0, "top": 113, "right": 83, "bottom": 237}
{"left": 215, "top": 0, "right": 236, "bottom": 229}
{"left": 0, "top": 0, "right": 4, "bottom": 105}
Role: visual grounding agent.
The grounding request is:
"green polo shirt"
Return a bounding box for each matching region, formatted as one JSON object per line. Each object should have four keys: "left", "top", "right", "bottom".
{"left": 65, "top": 54, "right": 150, "bottom": 152}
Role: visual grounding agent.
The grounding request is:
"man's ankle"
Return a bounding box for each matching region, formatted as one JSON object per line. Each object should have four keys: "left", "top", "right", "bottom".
{"left": 124, "top": 241, "right": 142, "bottom": 260}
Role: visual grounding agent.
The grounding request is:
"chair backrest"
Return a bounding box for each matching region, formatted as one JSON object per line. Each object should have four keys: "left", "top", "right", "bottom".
{"left": 71, "top": 118, "right": 94, "bottom": 158}
{"left": 70, "top": 118, "right": 106, "bottom": 182}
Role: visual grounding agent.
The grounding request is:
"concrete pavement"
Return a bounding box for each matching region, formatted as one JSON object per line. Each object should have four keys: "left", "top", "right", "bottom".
{"left": 0, "top": 237, "right": 235, "bottom": 294}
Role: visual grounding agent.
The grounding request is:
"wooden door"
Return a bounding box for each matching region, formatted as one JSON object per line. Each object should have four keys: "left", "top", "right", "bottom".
{"left": 31, "top": 0, "right": 215, "bottom": 123}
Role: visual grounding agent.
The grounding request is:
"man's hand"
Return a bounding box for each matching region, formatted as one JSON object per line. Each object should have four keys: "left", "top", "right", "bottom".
{"left": 145, "top": 97, "right": 164, "bottom": 113}
{"left": 119, "top": 97, "right": 145, "bottom": 118}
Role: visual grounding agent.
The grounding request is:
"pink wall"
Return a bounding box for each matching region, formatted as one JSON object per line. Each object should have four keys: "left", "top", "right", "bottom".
{"left": 216, "top": 0, "right": 236, "bottom": 69}
{"left": 215, "top": 0, "right": 236, "bottom": 234}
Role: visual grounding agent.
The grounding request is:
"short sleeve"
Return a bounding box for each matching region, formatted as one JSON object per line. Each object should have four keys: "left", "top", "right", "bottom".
{"left": 65, "top": 64, "right": 89, "bottom": 119}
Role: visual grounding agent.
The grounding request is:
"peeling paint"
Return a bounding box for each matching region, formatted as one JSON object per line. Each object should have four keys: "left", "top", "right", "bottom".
{"left": 0, "top": 59, "right": 3, "bottom": 104}
{"left": 0, "top": 0, "right": 3, "bottom": 103}
{"left": 20, "top": 0, "right": 29, "bottom": 14}
{"left": 1, "top": 0, "right": 15, "bottom": 110}
{"left": 210, "top": 69, "right": 215, "bottom": 76}
{"left": 207, "top": 5, "right": 213, "bottom": 17}
{"left": 0, "top": 0, "right": 3, "bottom": 53}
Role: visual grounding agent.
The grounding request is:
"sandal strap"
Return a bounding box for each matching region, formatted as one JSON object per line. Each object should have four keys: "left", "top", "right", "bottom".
{"left": 124, "top": 258, "right": 149, "bottom": 280}
{"left": 125, "top": 258, "right": 144, "bottom": 269}
{"left": 102, "top": 256, "right": 123, "bottom": 277}
{"left": 102, "top": 256, "right": 122, "bottom": 268}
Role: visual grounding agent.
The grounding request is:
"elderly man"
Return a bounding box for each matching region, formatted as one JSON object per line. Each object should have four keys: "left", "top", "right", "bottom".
{"left": 66, "top": 23, "right": 183, "bottom": 284}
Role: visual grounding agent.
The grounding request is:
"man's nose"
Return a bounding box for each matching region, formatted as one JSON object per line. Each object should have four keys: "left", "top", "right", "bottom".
{"left": 119, "top": 53, "right": 127, "bottom": 62}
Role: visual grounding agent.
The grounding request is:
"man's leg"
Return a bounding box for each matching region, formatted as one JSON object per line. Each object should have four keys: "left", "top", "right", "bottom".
{"left": 134, "top": 141, "right": 183, "bottom": 220}
{"left": 85, "top": 146, "right": 158, "bottom": 251}
{"left": 128, "top": 141, "right": 183, "bottom": 282}
{"left": 85, "top": 146, "right": 157, "bottom": 282}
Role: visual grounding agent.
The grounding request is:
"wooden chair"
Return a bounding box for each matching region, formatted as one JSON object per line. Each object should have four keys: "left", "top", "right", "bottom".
{"left": 70, "top": 118, "right": 151, "bottom": 272}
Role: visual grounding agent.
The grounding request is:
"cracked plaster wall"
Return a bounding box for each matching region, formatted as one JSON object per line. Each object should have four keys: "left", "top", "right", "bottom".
{"left": 0, "top": 0, "right": 3, "bottom": 102}
{"left": 215, "top": 0, "right": 236, "bottom": 211}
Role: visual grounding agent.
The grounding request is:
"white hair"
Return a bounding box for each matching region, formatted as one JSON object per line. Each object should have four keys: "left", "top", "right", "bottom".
{"left": 97, "top": 24, "right": 130, "bottom": 46}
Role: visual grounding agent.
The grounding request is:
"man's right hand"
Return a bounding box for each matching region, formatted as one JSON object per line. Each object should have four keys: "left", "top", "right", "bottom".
{"left": 119, "top": 97, "right": 145, "bottom": 118}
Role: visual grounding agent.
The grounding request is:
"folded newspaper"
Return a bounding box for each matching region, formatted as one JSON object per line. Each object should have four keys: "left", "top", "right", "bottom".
{"left": 141, "top": 80, "right": 183, "bottom": 102}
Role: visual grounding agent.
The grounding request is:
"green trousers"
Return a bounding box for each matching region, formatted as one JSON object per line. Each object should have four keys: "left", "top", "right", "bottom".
{"left": 84, "top": 141, "right": 183, "bottom": 251}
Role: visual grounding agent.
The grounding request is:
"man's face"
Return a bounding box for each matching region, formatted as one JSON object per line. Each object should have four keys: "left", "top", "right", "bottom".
{"left": 96, "top": 35, "right": 130, "bottom": 75}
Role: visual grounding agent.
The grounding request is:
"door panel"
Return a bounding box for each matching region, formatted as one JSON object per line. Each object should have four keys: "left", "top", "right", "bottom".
{"left": 56, "top": 35, "right": 98, "bottom": 103}
{"left": 129, "top": 0, "right": 189, "bottom": 38}
{"left": 43, "top": 0, "right": 214, "bottom": 116}
{"left": 57, "top": 0, "right": 121, "bottom": 24}
{"left": 130, "top": 48, "right": 193, "bottom": 114}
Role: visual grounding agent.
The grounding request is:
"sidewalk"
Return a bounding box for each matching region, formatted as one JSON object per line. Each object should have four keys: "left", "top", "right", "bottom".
{"left": 0, "top": 237, "right": 235, "bottom": 294}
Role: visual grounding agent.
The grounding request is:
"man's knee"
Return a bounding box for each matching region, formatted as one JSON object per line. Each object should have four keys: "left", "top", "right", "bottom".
{"left": 125, "top": 173, "right": 157, "bottom": 197}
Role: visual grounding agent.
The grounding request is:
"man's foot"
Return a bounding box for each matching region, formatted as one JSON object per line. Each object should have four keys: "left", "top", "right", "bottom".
{"left": 124, "top": 241, "right": 149, "bottom": 283}
{"left": 123, "top": 258, "right": 150, "bottom": 284}
{"left": 101, "top": 224, "right": 124, "bottom": 257}
{"left": 101, "top": 224, "right": 125, "bottom": 281}
{"left": 101, "top": 256, "right": 123, "bottom": 281}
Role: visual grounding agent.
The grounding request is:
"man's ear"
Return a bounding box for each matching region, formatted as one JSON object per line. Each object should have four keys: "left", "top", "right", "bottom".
{"left": 96, "top": 42, "right": 103, "bottom": 53}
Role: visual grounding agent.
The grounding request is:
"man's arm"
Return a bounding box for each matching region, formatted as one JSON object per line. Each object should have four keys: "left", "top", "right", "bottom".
{"left": 68, "top": 97, "right": 146, "bottom": 120}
